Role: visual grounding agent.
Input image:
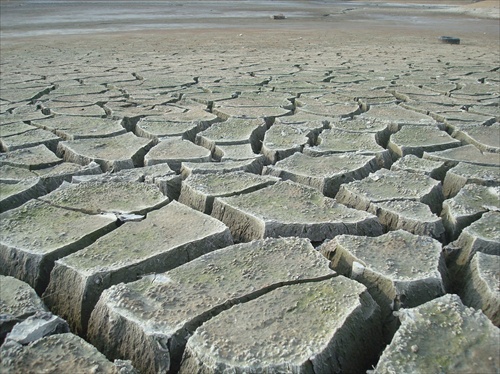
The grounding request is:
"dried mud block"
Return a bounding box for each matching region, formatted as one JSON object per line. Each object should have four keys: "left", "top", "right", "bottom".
{"left": 371, "top": 200, "right": 445, "bottom": 240}
{"left": 424, "top": 144, "right": 500, "bottom": 167}
{"left": 330, "top": 118, "right": 393, "bottom": 148}
{"left": 42, "top": 103, "right": 107, "bottom": 117}
{"left": 277, "top": 115, "right": 328, "bottom": 131}
{"left": 261, "top": 123, "right": 317, "bottom": 164}
{"left": 304, "top": 128, "right": 392, "bottom": 168}
{"left": 273, "top": 116, "right": 325, "bottom": 136}
{"left": 440, "top": 185, "right": 499, "bottom": 241}
{"left": 5, "top": 312, "right": 69, "bottom": 345}
{"left": 468, "top": 106, "right": 499, "bottom": 120}
{"left": 263, "top": 152, "right": 379, "bottom": 198}
{"left": 0, "top": 111, "right": 48, "bottom": 126}
{"left": 135, "top": 109, "right": 219, "bottom": 141}
{"left": 179, "top": 171, "right": 279, "bottom": 214}
{"left": 337, "top": 169, "right": 444, "bottom": 215}
{"left": 445, "top": 211, "right": 500, "bottom": 272}
{"left": 212, "top": 180, "right": 383, "bottom": 243}
{"left": 391, "top": 154, "right": 449, "bottom": 182}
{"left": 372, "top": 294, "right": 500, "bottom": 374}
{"left": 0, "top": 121, "right": 38, "bottom": 137}
{"left": 180, "top": 277, "right": 383, "bottom": 374}
{"left": 144, "top": 138, "right": 211, "bottom": 172}
{"left": 87, "top": 237, "right": 334, "bottom": 373}
{"left": 0, "top": 86, "right": 52, "bottom": 104}
{"left": 39, "top": 179, "right": 168, "bottom": 216}
{"left": 461, "top": 252, "right": 499, "bottom": 326}
{"left": 0, "top": 178, "right": 46, "bottom": 213}
{"left": 0, "top": 275, "right": 47, "bottom": 343}
{"left": 387, "top": 125, "right": 461, "bottom": 159}
{"left": 195, "top": 118, "right": 267, "bottom": 154}
{"left": 43, "top": 201, "right": 233, "bottom": 335}
{"left": 33, "top": 161, "right": 102, "bottom": 192}
{"left": 0, "top": 165, "right": 36, "bottom": 182}
{"left": 32, "top": 116, "right": 126, "bottom": 140}
{"left": 275, "top": 112, "right": 328, "bottom": 126}
{"left": 212, "top": 106, "right": 291, "bottom": 121}
{"left": 442, "top": 162, "right": 499, "bottom": 198}
{"left": 140, "top": 164, "right": 181, "bottom": 199}
{"left": 0, "top": 128, "right": 60, "bottom": 153}
{"left": 450, "top": 123, "right": 500, "bottom": 153}
{"left": 357, "top": 104, "right": 437, "bottom": 130}
{"left": 442, "top": 112, "right": 496, "bottom": 129}
{"left": 70, "top": 163, "right": 181, "bottom": 200}
{"left": 0, "top": 333, "right": 137, "bottom": 374}
{"left": 0, "top": 200, "right": 117, "bottom": 293}
{"left": 212, "top": 95, "right": 292, "bottom": 121}
{"left": 322, "top": 231, "right": 446, "bottom": 338}
{"left": 295, "top": 97, "right": 362, "bottom": 118}
{"left": 0, "top": 144, "right": 62, "bottom": 170}
{"left": 213, "top": 143, "right": 262, "bottom": 162}
{"left": 180, "top": 159, "right": 263, "bottom": 179}
{"left": 58, "top": 133, "right": 154, "bottom": 172}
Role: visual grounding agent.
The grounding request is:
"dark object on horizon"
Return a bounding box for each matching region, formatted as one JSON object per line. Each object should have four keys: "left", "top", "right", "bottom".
{"left": 271, "top": 14, "right": 286, "bottom": 20}
{"left": 439, "top": 36, "right": 461, "bottom": 44}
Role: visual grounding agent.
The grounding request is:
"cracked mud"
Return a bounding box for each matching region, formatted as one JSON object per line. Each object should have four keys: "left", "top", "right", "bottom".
{"left": 1, "top": 1, "right": 499, "bottom": 373}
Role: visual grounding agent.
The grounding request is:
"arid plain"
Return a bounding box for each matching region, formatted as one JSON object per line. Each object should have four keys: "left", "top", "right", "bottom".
{"left": 1, "top": 1, "right": 499, "bottom": 373}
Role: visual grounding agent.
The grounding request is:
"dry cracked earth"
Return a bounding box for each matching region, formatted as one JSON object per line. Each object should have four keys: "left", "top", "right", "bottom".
{"left": 1, "top": 4, "right": 499, "bottom": 373}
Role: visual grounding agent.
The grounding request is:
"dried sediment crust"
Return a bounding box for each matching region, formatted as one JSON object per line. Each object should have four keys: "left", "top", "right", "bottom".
{"left": 0, "top": 200, "right": 117, "bottom": 293}
{"left": 195, "top": 118, "right": 266, "bottom": 153}
{"left": 180, "top": 159, "right": 264, "bottom": 179}
{"left": 179, "top": 171, "right": 278, "bottom": 214}
{"left": 213, "top": 143, "right": 262, "bottom": 162}
{"left": 450, "top": 122, "right": 500, "bottom": 153}
{"left": 447, "top": 211, "right": 500, "bottom": 268}
{"left": 371, "top": 200, "right": 445, "bottom": 240}
{"left": 263, "top": 152, "right": 379, "bottom": 198}
{"left": 442, "top": 161, "right": 500, "bottom": 198}
{"left": 424, "top": 144, "right": 500, "bottom": 167}
{"left": 135, "top": 109, "right": 219, "bottom": 142}
{"left": 440, "top": 184, "right": 499, "bottom": 241}
{"left": 180, "top": 277, "right": 383, "bottom": 374}
{"left": 461, "top": 252, "right": 499, "bottom": 326}
{"left": 304, "top": 128, "right": 392, "bottom": 168}
{"left": 43, "top": 201, "right": 233, "bottom": 335}
{"left": 261, "top": 123, "right": 320, "bottom": 164}
{"left": 0, "top": 144, "right": 63, "bottom": 170}
{"left": 0, "top": 333, "right": 137, "bottom": 373}
{"left": 391, "top": 154, "right": 449, "bottom": 182}
{"left": 32, "top": 116, "right": 127, "bottom": 140}
{"left": 0, "top": 128, "right": 61, "bottom": 153}
{"left": 87, "top": 237, "right": 334, "bottom": 374}
{"left": 0, "top": 275, "right": 47, "bottom": 343}
{"left": 358, "top": 103, "right": 438, "bottom": 129}
{"left": 387, "top": 124, "right": 461, "bottom": 158}
{"left": 373, "top": 294, "right": 500, "bottom": 374}
{"left": 0, "top": 178, "right": 46, "bottom": 213}
{"left": 58, "top": 132, "right": 154, "bottom": 172}
{"left": 211, "top": 180, "right": 383, "bottom": 243}
{"left": 144, "top": 138, "right": 211, "bottom": 172}
{"left": 321, "top": 231, "right": 446, "bottom": 324}
{"left": 336, "top": 168, "right": 444, "bottom": 215}
{"left": 39, "top": 179, "right": 168, "bottom": 215}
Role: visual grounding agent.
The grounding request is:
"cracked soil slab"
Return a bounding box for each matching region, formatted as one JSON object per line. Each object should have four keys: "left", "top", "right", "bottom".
{"left": 87, "top": 237, "right": 334, "bottom": 374}
{"left": 43, "top": 201, "right": 233, "bottom": 336}
{"left": 211, "top": 180, "right": 383, "bottom": 243}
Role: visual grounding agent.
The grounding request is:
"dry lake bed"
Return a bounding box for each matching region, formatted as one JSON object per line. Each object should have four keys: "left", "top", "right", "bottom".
{"left": 1, "top": 0, "right": 499, "bottom": 373}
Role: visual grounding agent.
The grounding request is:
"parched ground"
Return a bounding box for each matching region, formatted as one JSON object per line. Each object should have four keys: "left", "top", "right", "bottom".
{"left": 1, "top": 1, "right": 499, "bottom": 373}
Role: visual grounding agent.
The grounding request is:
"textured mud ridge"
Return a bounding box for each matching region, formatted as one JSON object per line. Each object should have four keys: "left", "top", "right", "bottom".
{"left": 1, "top": 4, "right": 499, "bottom": 373}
